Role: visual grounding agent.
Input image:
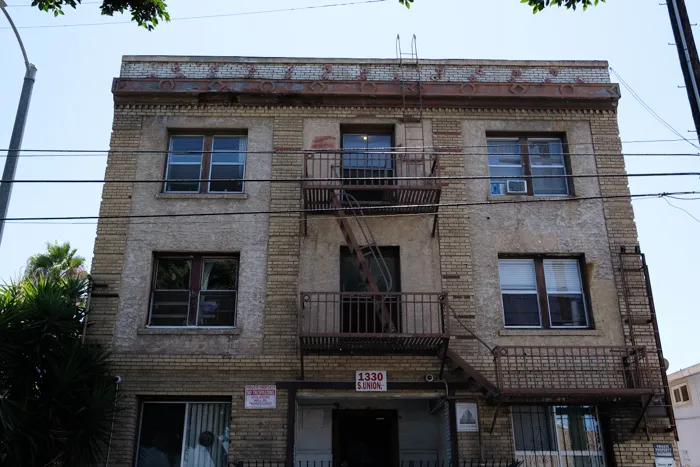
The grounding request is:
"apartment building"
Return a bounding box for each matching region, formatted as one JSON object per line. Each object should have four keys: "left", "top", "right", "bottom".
{"left": 88, "top": 51, "right": 678, "bottom": 467}
{"left": 669, "top": 364, "right": 700, "bottom": 467}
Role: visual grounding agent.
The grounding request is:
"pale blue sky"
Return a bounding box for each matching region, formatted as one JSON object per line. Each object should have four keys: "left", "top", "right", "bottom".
{"left": 1, "top": 0, "right": 699, "bottom": 371}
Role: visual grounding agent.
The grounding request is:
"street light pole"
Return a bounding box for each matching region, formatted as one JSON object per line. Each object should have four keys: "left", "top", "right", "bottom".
{"left": 0, "top": 1, "right": 37, "bottom": 247}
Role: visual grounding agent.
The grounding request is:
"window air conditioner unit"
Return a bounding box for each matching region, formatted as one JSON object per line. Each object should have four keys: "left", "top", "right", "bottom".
{"left": 506, "top": 179, "right": 527, "bottom": 194}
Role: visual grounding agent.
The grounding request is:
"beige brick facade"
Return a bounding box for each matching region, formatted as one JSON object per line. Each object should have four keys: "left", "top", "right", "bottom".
{"left": 88, "top": 56, "right": 677, "bottom": 467}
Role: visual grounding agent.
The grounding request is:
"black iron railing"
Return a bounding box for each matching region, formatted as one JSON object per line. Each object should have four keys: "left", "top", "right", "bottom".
{"left": 232, "top": 460, "right": 523, "bottom": 467}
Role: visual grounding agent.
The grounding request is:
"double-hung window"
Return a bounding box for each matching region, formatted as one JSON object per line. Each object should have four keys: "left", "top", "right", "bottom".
{"left": 499, "top": 257, "right": 589, "bottom": 328}
{"left": 672, "top": 383, "right": 691, "bottom": 406}
{"left": 136, "top": 401, "right": 231, "bottom": 467}
{"left": 165, "top": 135, "right": 247, "bottom": 194}
{"left": 512, "top": 406, "right": 605, "bottom": 467}
{"left": 488, "top": 137, "right": 570, "bottom": 196}
{"left": 149, "top": 254, "right": 239, "bottom": 327}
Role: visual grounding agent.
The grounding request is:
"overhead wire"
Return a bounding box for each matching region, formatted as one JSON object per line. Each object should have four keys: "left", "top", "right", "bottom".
{"left": 2, "top": 190, "right": 698, "bottom": 223}
{"left": 1, "top": 171, "right": 699, "bottom": 185}
{"left": 5, "top": 192, "right": 688, "bottom": 226}
{"left": 662, "top": 197, "right": 700, "bottom": 225}
{"left": 0, "top": 0, "right": 389, "bottom": 30}
{"left": 609, "top": 67, "right": 700, "bottom": 151}
{"left": 2, "top": 149, "right": 700, "bottom": 160}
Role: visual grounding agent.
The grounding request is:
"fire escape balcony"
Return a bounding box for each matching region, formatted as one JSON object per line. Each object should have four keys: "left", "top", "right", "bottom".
{"left": 299, "top": 292, "right": 449, "bottom": 353}
{"left": 302, "top": 151, "right": 442, "bottom": 215}
{"left": 493, "top": 345, "right": 658, "bottom": 402}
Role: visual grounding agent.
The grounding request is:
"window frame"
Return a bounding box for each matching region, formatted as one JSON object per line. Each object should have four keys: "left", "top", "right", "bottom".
{"left": 499, "top": 255, "right": 592, "bottom": 329}
{"left": 672, "top": 382, "right": 692, "bottom": 406}
{"left": 148, "top": 253, "right": 240, "bottom": 328}
{"left": 511, "top": 405, "right": 606, "bottom": 467}
{"left": 164, "top": 133, "right": 247, "bottom": 194}
{"left": 487, "top": 133, "right": 573, "bottom": 197}
{"left": 134, "top": 398, "right": 232, "bottom": 467}
{"left": 340, "top": 126, "right": 396, "bottom": 178}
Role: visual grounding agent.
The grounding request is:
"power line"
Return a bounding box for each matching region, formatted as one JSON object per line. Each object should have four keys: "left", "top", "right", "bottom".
{"left": 2, "top": 148, "right": 700, "bottom": 159}
{"left": 2, "top": 190, "right": 698, "bottom": 222}
{"left": 0, "top": 0, "right": 388, "bottom": 30}
{"left": 5, "top": 192, "right": 697, "bottom": 226}
{"left": 609, "top": 67, "right": 700, "bottom": 151}
{"left": 2, "top": 171, "right": 699, "bottom": 185}
{"left": 4, "top": 139, "right": 697, "bottom": 158}
{"left": 663, "top": 197, "right": 700, "bottom": 224}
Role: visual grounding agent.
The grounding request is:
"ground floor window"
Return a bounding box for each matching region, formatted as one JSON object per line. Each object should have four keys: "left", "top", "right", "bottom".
{"left": 136, "top": 401, "right": 231, "bottom": 467}
{"left": 512, "top": 406, "right": 604, "bottom": 467}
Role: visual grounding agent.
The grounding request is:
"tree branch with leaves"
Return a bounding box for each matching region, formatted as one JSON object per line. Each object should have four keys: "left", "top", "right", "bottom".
{"left": 27, "top": 0, "right": 606, "bottom": 30}
{"left": 399, "top": 0, "right": 605, "bottom": 12}
{"left": 31, "top": 0, "right": 169, "bottom": 29}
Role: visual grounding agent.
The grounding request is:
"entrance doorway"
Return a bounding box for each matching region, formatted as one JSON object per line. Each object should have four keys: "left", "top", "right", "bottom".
{"left": 332, "top": 409, "right": 399, "bottom": 467}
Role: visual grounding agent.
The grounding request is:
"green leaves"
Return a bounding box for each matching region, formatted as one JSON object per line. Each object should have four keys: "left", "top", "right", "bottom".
{"left": 25, "top": 241, "right": 87, "bottom": 281}
{"left": 403, "top": 0, "right": 605, "bottom": 12}
{"left": 30, "top": 0, "right": 170, "bottom": 30}
{"left": 0, "top": 275, "right": 115, "bottom": 467}
{"left": 523, "top": 0, "right": 605, "bottom": 13}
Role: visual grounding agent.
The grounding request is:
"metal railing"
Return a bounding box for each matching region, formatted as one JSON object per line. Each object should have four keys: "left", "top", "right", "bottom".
{"left": 299, "top": 292, "right": 448, "bottom": 337}
{"left": 303, "top": 150, "right": 440, "bottom": 189}
{"left": 232, "top": 460, "right": 523, "bottom": 467}
{"left": 493, "top": 345, "right": 653, "bottom": 394}
{"left": 339, "top": 192, "right": 393, "bottom": 293}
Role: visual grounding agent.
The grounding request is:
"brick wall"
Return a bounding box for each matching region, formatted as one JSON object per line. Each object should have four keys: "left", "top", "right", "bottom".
{"left": 120, "top": 58, "right": 611, "bottom": 84}
{"left": 89, "top": 94, "right": 676, "bottom": 465}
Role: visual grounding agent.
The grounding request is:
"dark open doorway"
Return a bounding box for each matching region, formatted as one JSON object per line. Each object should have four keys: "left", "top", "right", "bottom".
{"left": 340, "top": 247, "right": 401, "bottom": 334}
{"left": 332, "top": 409, "right": 399, "bottom": 467}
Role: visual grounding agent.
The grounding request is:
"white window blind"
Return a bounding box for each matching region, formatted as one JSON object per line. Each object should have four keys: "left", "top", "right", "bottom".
{"left": 543, "top": 259, "right": 582, "bottom": 293}
{"left": 499, "top": 259, "right": 537, "bottom": 291}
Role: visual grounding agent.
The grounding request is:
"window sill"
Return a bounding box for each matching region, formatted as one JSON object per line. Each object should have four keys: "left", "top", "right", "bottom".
{"left": 138, "top": 327, "right": 242, "bottom": 336}
{"left": 155, "top": 193, "right": 248, "bottom": 200}
{"left": 487, "top": 194, "right": 573, "bottom": 202}
{"left": 499, "top": 329, "right": 601, "bottom": 337}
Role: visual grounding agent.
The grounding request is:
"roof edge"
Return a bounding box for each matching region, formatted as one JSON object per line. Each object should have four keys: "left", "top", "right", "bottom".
{"left": 120, "top": 55, "right": 610, "bottom": 68}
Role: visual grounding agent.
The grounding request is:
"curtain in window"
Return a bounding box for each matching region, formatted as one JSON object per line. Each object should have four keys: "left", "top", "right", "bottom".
{"left": 182, "top": 403, "right": 231, "bottom": 467}
{"left": 200, "top": 262, "right": 215, "bottom": 290}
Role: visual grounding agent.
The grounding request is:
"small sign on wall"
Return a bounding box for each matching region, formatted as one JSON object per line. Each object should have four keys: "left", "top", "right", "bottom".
{"left": 245, "top": 385, "right": 277, "bottom": 409}
{"left": 455, "top": 402, "right": 479, "bottom": 432}
{"left": 355, "top": 370, "right": 387, "bottom": 392}
{"left": 655, "top": 444, "right": 676, "bottom": 467}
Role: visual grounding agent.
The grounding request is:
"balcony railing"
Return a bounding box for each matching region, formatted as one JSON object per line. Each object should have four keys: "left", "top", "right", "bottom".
{"left": 302, "top": 151, "right": 442, "bottom": 214}
{"left": 299, "top": 292, "right": 449, "bottom": 353}
{"left": 232, "top": 460, "right": 523, "bottom": 467}
{"left": 493, "top": 345, "right": 655, "bottom": 398}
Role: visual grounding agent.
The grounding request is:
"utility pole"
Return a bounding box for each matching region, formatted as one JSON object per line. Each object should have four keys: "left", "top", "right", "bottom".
{"left": 667, "top": 0, "right": 700, "bottom": 137}
{"left": 0, "top": 1, "right": 37, "bottom": 247}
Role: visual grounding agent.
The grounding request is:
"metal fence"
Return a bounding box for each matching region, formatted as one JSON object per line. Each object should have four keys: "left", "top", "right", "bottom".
{"left": 493, "top": 345, "right": 653, "bottom": 394}
{"left": 232, "top": 460, "right": 523, "bottom": 467}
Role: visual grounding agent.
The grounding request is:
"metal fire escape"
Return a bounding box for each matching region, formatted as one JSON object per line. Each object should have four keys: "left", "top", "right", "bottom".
{"left": 324, "top": 34, "right": 428, "bottom": 333}
{"left": 619, "top": 246, "right": 678, "bottom": 438}
{"left": 396, "top": 34, "right": 440, "bottom": 236}
{"left": 331, "top": 192, "right": 396, "bottom": 333}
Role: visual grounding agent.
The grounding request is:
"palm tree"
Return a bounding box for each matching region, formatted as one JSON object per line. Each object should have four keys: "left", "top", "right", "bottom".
{"left": 25, "top": 241, "right": 87, "bottom": 279}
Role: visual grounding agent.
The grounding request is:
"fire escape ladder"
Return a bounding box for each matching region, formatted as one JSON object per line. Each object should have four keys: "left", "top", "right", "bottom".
{"left": 330, "top": 192, "right": 397, "bottom": 333}
{"left": 443, "top": 348, "right": 499, "bottom": 396}
{"left": 397, "top": 34, "right": 437, "bottom": 233}
{"left": 619, "top": 246, "right": 677, "bottom": 439}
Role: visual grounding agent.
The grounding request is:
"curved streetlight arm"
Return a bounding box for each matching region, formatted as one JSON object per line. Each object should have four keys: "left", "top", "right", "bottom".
{"left": 0, "top": 2, "right": 36, "bottom": 247}
{"left": 1, "top": 5, "right": 32, "bottom": 73}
